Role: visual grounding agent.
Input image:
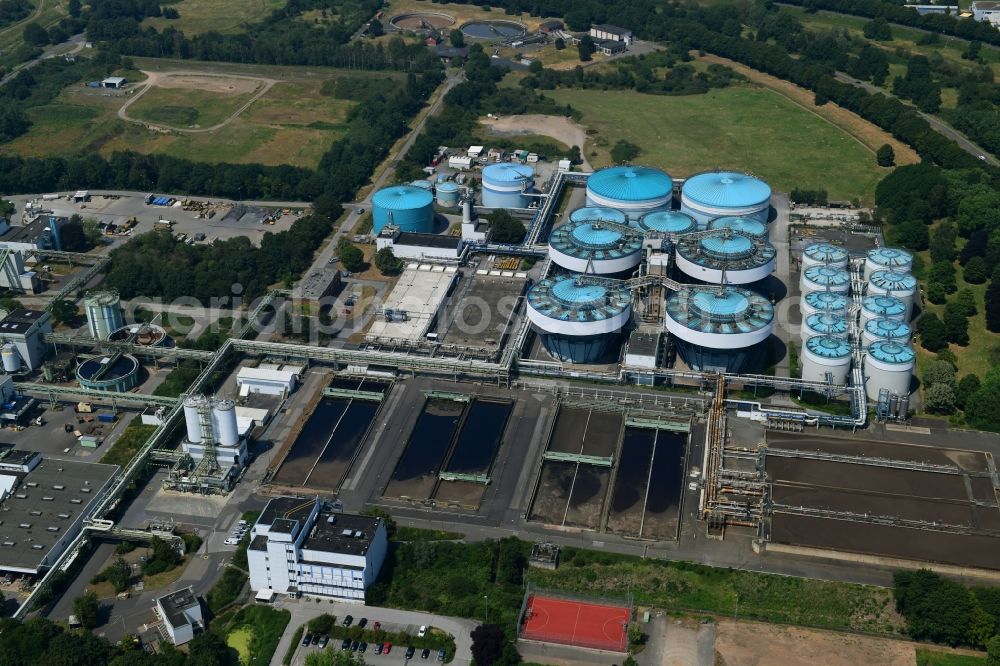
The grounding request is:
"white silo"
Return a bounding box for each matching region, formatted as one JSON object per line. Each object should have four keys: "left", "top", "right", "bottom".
{"left": 1, "top": 343, "right": 20, "bottom": 373}
{"left": 865, "top": 340, "right": 915, "bottom": 400}
{"left": 183, "top": 395, "right": 206, "bottom": 443}
{"left": 801, "top": 312, "right": 848, "bottom": 344}
{"left": 860, "top": 294, "right": 907, "bottom": 327}
{"left": 84, "top": 290, "right": 124, "bottom": 340}
{"left": 800, "top": 265, "right": 851, "bottom": 294}
{"left": 211, "top": 399, "right": 239, "bottom": 446}
{"left": 862, "top": 318, "right": 912, "bottom": 345}
{"left": 801, "top": 243, "right": 849, "bottom": 271}
{"left": 801, "top": 335, "right": 852, "bottom": 385}
{"left": 867, "top": 270, "right": 918, "bottom": 320}
{"left": 799, "top": 290, "right": 849, "bottom": 319}
{"left": 864, "top": 247, "right": 912, "bottom": 281}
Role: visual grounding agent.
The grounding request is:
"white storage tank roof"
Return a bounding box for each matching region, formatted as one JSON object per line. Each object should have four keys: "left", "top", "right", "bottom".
{"left": 862, "top": 317, "right": 912, "bottom": 345}
{"left": 860, "top": 294, "right": 907, "bottom": 327}
{"left": 801, "top": 265, "right": 851, "bottom": 294}
{"left": 674, "top": 230, "right": 776, "bottom": 284}
{"left": 802, "top": 243, "right": 849, "bottom": 270}
{"left": 801, "top": 335, "right": 852, "bottom": 385}
{"left": 800, "top": 290, "right": 849, "bottom": 319}
{"left": 547, "top": 219, "right": 643, "bottom": 274}
{"left": 865, "top": 247, "right": 912, "bottom": 280}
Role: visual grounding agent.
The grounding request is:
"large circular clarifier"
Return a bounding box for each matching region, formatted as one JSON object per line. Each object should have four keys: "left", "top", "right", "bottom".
{"left": 675, "top": 230, "right": 776, "bottom": 284}
{"left": 526, "top": 275, "right": 632, "bottom": 364}
{"left": 665, "top": 286, "right": 774, "bottom": 373}
{"left": 460, "top": 19, "right": 526, "bottom": 40}
{"left": 548, "top": 219, "right": 643, "bottom": 275}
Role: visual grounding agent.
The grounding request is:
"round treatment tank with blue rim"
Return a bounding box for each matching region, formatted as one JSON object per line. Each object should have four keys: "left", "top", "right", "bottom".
{"left": 372, "top": 185, "right": 435, "bottom": 234}
{"left": 482, "top": 163, "right": 534, "bottom": 209}
{"left": 548, "top": 219, "right": 643, "bottom": 275}
{"left": 76, "top": 354, "right": 140, "bottom": 392}
{"left": 865, "top": 340, "right": 915, "bottom": 400}
{"left": 801, "top": 265, "right": 851, "bottom": 294}
{"left": 569, "top": 206, "right": 627, "bottom": 226}
{"left": 410, "top": 179, "right": 434, "bottom": 191}
{"left": 638, "top": 210, "right": 697, "bottom": 235}
{"left": 801, "top": 312, "right": 848, "bottom": 343}
{"left": 436, "top": 181, "right": 461, "bottom": 207}
{"left": 680, "top": 171, "right": 771, "bottom": 227}
{"left": 586, "top": 166, "right": 673, "bottom": 221}
{"left": 526, "top": 275, "right": 632, "bottom": 363}
{"left": 708, "top": 215, "right": 768, "bottom": 239}
{"left": 862, "top": 317, "right": 912, "bottom": 345}
{"left": 864, "top": 247, "right": 912, "bottom": 281}
{"left": 800, "top": 290, "right": 849, "bottom": 319}
{"left": 867, "top": 270, "right": 918, "bottom": 320}
{"left": 860, "top": 294, "right": 907, "bottom": 327}
{"left": 664, "top": 285, "right": 775, "bottom": 373}
{"left": 801, "top": 335, "right": 852, "bottom": 385}
{"left": 675, "top": 229, "right": 776, "bottom": 284}
{"left": 802, "top": 242, "right": 850, "bottom": 270}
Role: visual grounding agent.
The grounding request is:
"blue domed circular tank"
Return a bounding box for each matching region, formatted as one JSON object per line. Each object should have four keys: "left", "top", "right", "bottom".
{"left": 708, "top": 215, "right": 768, "bottom": 238}
{"left": 372, "top": 185, "right": 435, "bottom": 234}
{"left": 638, "top": 210, "right": 696, "bottom": 234}
{"left": 866, "top": 247, "right": 912, "bottom": 276}
{"left": 482, "top": 163, "right": 534, "bottom": 209}
{"left": 802, "top": 290, "right": 849, "bottom": 316}
{"left": 869, "top": 270, "right": 917, "bottom": 293}
{"left": 681, "top": 171, "right": 771, "bottom": 227}
{"left": 868, "top": 340, "right": 916, "bottom": 364}
{"left": 436, "top": 181, "right": 461, "bottom": 207}
{"left": 586, "top": 166, "right": 673, "bottom": 220}
{"left": 700, "top": 234, "right": 755, "bottom": 261}
{"left": 804, "top": 312, "right": 848, "bottom": 337}
{"left": 569, "top": 207, "right": 627, "bottom": 226}
{"left": 802, "top": 265, "right": 851, "bottom": 292}
{"left": 862, "top": 294, "right": 906, "bottom": 320}
{"left": 864, "top": 317, "right": 912, "bottom": 343}
{"left": 806, "top": 335, "right": 851, "bottom": 359}
{"left": 548, "top": 219, "right": 643, "bottom": 274}
{"left": 803, "top": 242, "right": 850, "bottom": 269}
{"left": 76, "top": 354, "right": 140, "bottom": 392}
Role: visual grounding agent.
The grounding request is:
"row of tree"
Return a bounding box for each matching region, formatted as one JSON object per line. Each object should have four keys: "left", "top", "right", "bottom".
{"left": 894, "top": 569, "right": 1000, "bottom": 649}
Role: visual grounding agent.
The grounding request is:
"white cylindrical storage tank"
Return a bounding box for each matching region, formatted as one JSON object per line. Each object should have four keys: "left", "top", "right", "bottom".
{"left": 800, "top": 290, "right": 849, "bottom": 319}
{"left": 664, "top": 286, "right": 775, "bottom": 373}
{"left": 84, "top": 290, "right": 124, "bottom": 340}
{"left": 211, "top": 398, "right": 239, "bottom": 446}
{"left": 183, "top": 395, "right": 205, "bottom": 443}
{"left": 860, "top": 294, "right": 907, "bottom": 327}
{"left": 569, "top": 206, "right": 627, "bottom": 226}
{"left": 461, "top": 197, "right": 474, "bottom": 224}
{"left": 862, "top": 318, "right": 913, "bottom": 345}
{"left": 802, "top": 243, "right": 849, "bottom": 270}
{"left": 801, "top": 335, "right": 852, "bottom": 385}
{"left": 801, "top": 312, "right": 848, "bottom": 344}
{"left": 867, "top": 270, "right": 918, "bottom": 320}
{"left": 436, "top": 181, "right": 460, "bottom": 207}
{"left": 547, "top": 219, "right": 643, "bottom": 275}
{"left": 637, "top": 210, "right": 697, "bottom": 236}
{"left": 707, "top": 215, "right": 768, "bottom": 239}
{"left": 674, "top": 231, "right": 776, "bottom": 284}
{"left": 865, "top": 340, "right": 915, "bottom": 400}
{"left": 800, "top": 265, "right": 851, "bottom": 294}
{"left": 482, "top": 163, "right": 534, "bottom": 209}
{"left": 864, "top": 247, "right": 912, "bottom": 281}
{"left": 1, "top": 343, "right": 20, "bottom": 373}
{"left": 680, "top": 171, "right": 771, "bottom": 228}
{"left": 526, "top": 275, "right": 632, "bottom": 363}
{"left": 586, "top": 166, "right": 673, "bottom": 221}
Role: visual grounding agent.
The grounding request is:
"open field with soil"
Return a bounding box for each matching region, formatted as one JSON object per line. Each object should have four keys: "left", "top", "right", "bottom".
{"left": 143, "top": 0, "right": 287, "bottom": 35}
{"left": 0, "top": 62, "right": 377, "bottom": 168}
{"left": 384, "top": 0, "right": 544, "bottom": 32}
{"left": 545, "top": 84, "right": 894, "bottom": 203}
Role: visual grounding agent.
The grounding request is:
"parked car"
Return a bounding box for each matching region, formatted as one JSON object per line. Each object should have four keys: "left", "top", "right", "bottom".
{"left": 372, "top": 621, "right": 381, "bottom": 631}
{"left": 438, "top": 649, "right": 446, "bottom": 661}
{"left": 421, "top": 648, "right": 430, "bottom": 659}
{"left": 341, "top": 638, "right": 351, "bottom": 650}
{"left": 343, "top": 615, "right": 353, "bottom": 627}
{"left": 358, "top": 618, "right": 368, "bottom": 629}
{"left": 350, "top": 641, "right": 359, "bottom": 652}
{"left": 418, "top": 626, "right": 427, "bottom": 638}
{"left": 223, "top": 538, "right": 239, "bottom": 546}
{"left": 311, "top": 633, "right": 320, "bottom": 645}
{"left": 375, "top": 643, "right": 383, "bottom": 655}
{"left": 359, "top": 642, "right": 367, "bottom": 653}
{"left": 405, "top": 646, "right": 415, "bottom": 659}
{"left": 302, "top": 633, "right": 313, "bottom": 647}
{"left": 318, "top": 635, "right": 329, "bottom": 649}
{"left": 383, "top": 642, "right": 392, "bottom": 655}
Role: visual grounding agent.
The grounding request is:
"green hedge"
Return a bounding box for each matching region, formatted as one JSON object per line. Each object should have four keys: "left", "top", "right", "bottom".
{"left": 207, "top": 567, "right": 248, "bottom": 614}
{"left": 284, "top": 625, "right": 305, "bottom": 666}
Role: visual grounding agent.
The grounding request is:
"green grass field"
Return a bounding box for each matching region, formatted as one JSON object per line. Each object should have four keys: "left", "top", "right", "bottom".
{"left": 915, "top": 648, "right": 987, "bottom": 666}
{"left": 144, "top": 0, "right": 287, "bottom": 35}
{"left": 546, "top": 86, "right": 889, "bottom": 203}
{"left": 0, "top": 68, "right": 360, "bottom": 168}
{"left": 129, "top": 86, "right": 260, "bottom": 129}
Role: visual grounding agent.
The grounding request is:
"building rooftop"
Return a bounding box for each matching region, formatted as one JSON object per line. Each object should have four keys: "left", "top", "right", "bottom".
{"left": 627, "top": 330, "right": 661, "bottom": 357}
{"left": 0, "top": 309, "right": 49, "bottom": 335}
{"left": 593, "top": 24, "right": 633, "bottom": 35}
{"left": 395, "top": 232, "right": 461, "bottom": 249}
{"left": 158, "top": 586, "right": 199, "bottom": 629}
{"left": 366, "top": 264, "right": 457, "bottom": 342}
{"left": 0, "top": 457, "right": 116, "bottom": 573}
{"left": 301, "top": 511, "right": 381, "bottom": 556}
{"left": 0, "top": 218, "right": 54, "bottom": 246}
{"left": 587, "top": 166, "right": 672, "bottom": 203}
{"left": 257, "top": 496, "right": 314, "bottom": 529}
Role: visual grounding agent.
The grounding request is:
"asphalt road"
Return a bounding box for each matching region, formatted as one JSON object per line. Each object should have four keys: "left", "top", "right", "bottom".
{"left": 833, "top": 71, "right": 998, "bottom": 166}
{"left": 1, "top": 34, "right": 86, "bottom": 87}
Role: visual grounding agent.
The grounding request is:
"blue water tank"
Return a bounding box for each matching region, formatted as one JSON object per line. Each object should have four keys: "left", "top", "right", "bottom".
{"left": 436, "top": 182, "right": 461, "bottom": 207}
{"left": 681, "top": 171, "right": 771, "bottom": 227}
{"left": 372, "top": 185, "right": 435, "bottom": 234}
{"left": 482, "top": 163, "right": 534, "bottom": 209}
{"left": 586, "top": 166, "right": 673, "bottom": 221}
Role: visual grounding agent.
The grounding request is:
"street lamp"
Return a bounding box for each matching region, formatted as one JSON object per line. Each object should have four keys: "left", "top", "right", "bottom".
{"left": 483, "top": 594, "right": 489, "bottom": 623}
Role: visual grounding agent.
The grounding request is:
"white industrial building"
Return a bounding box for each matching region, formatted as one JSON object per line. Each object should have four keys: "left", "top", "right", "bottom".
{"left": 0, "top": 309, "right": 53, "bottom": 372}
{"left": 236, "top": 366, "right": 299, "bottom": 397}
{"left": 247, "top": 497, "right": 388, "bottom": 601}
{"left": 180, "top": 395, "right": 250, "bottom": 471}
{"left": 0, "top": 250, "right": 40, "bottom": 293}
{"left": 590, "top": 24, "right": 633, "bottom": 46}
{"left": 376, "top": 227, "right": 465, "bottom": 261}
{"left": 155, "top": 586, "right": 203, "bottom": 645}
{"left": 972, "top": 1, "right": 1000, "bottom": 24}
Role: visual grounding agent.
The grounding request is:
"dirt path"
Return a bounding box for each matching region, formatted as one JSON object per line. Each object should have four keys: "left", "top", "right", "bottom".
{"left": 118, "top": 70, "right": 276, "bottom": 134}
{"left": 479, "top": 114, "right": 591, "bottom": 168}
{"left": 698, "top": 54, "right": 920, "bottom": 165}
{"left": 715, "top": 620, "right": 914, "bottom": 666}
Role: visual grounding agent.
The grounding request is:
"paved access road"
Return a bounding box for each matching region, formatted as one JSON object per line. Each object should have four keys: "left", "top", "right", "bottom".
{"left": 272, "top": 598, "right": 476, "bottom": 666}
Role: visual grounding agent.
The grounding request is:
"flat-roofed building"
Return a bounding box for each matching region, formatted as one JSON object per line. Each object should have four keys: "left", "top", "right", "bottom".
{"left": 590, "top": 24, "right": 633, "bottom": 46}
{"left": 972, "top": 0, "right": 1000, "bottom": 23}
{"left": 155, "top": 586, "right": 203, "bottom": 645}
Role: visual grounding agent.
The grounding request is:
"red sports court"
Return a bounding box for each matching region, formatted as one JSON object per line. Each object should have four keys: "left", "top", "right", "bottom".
{"left": 519, "top": 593, "right": 630, "bottom": 652}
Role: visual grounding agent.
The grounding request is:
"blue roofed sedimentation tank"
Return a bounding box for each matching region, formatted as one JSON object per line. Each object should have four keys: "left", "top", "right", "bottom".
{"left": 526, "top": 275, "right": 632, "bottom": 363}
{"left": 862, "top": 317, "right": 912, "bottom": 345}
{"left": 76, "top": 354, "right": 140, "bottom": 392}
{"left": 569, "top": 206, "right": 627, "bottom": 226}
{"left": 637, "top": 210, "right": 697, "bottom": 235}
{"left": 800, "top": 265, "right": 851, "bottom": 294}
{"left": 586, "top": 166, "right": 673, "bottom": 221}
{"left": 674, "top": 229, "right": 776, "bottom": 284}
{"left": 664, "top": 286, "right": 774, "bottom": 373}
{"left": 482, "top": 163, "right": 534, "bottom": 209}
{"left": 680, "top": 171, "right": 771, "bottom": 227}
{"left": 548, "top": 218, "right": 643, "bottom": 275}
{"left": 372, "top": 185, "right": 435, "bottom": 234}
{"left": 801, "top": 312, "right": 848, "bottom": 343}
{"left": 864, "top": 247, "right": 912, "bottom": 281}
{"left": 802, "top": 242, "right": 850, "bottom": 270}
{"left": 707, "top": 215, "right": 768, "bottom": 239}
{"left": 801, "top": 335, "right": 852, "bottom": 385}
{"left": 799, "top": 290, "right": 849, "bottom": 319}
{"left": 860, "top": 294, "right": 907, "bottom": 327}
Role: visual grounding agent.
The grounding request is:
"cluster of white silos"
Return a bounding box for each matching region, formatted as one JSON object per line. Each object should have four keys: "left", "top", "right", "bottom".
{"left": 183, "top": 394, "right": 240, "bottom": 446}
{"left": 860, "top": 247, "right": 916, "bottom": 402}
